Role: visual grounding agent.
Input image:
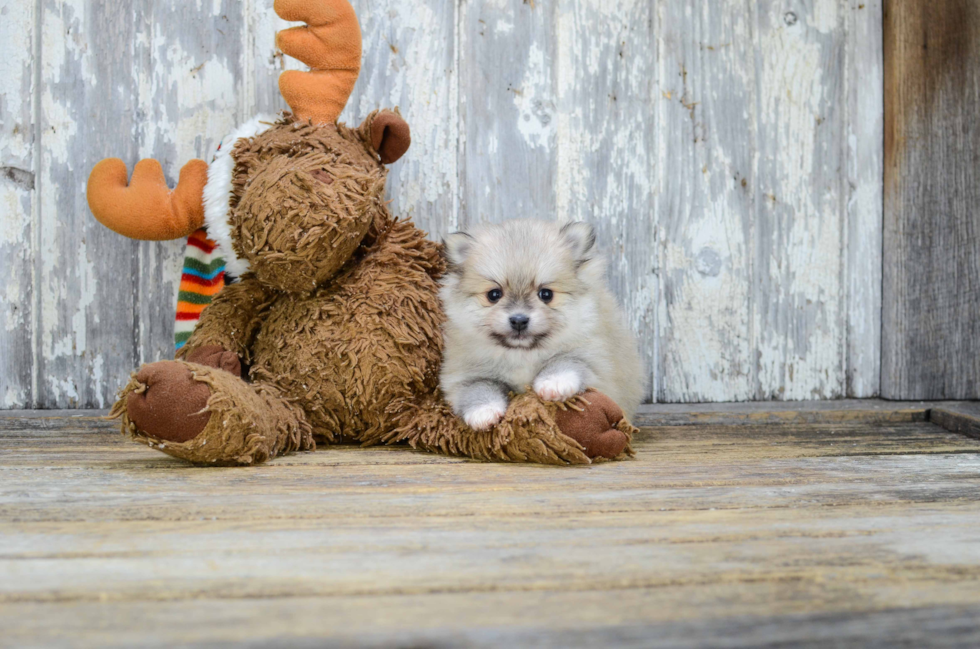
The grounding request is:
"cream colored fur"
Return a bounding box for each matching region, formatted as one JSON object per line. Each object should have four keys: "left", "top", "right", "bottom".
{"left": 440, "top": 220, "right": 644, "bottom": 429}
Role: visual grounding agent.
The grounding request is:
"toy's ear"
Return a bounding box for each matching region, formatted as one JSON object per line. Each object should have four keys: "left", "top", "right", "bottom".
{"left": 366, "top": 110, "right": 411, "bottom": 164}
{"left": 442, "top": 232, "right": 474, "bottom": 269}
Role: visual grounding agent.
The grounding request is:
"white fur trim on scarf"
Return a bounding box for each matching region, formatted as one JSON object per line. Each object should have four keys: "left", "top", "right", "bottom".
{"left": 203, "top": 114, "right": 278, "bottom": 278}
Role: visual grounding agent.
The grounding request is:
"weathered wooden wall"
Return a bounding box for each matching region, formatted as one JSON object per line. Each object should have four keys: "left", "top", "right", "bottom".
{"left": 0, "top": 0, "right": 883, "bottom": 408}
{"left": 882, "top": 0, "right": 980, "bottom": 400}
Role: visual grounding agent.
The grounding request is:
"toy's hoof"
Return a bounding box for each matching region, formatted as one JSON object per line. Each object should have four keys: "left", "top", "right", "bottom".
{"left": 126, "top": 361, "right": 212, "bottom": 443}
{"left": 586, "top": 428, "right": 630, "bottom": 459}
{"left": 553, "top": 390, "right": 631, "bottom": 460}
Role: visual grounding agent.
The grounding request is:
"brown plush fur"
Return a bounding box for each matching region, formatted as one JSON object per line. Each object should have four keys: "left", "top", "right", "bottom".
{"left": 112, "top": 362, "right": 314, "bottom": 466}
{"left": 110, "top": 112, "right": 638, "bottom": 465}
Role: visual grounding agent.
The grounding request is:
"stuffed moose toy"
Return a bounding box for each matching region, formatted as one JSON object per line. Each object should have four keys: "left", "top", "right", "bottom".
{"left": 85, "top": 0, "right": 637, "bottom": 465}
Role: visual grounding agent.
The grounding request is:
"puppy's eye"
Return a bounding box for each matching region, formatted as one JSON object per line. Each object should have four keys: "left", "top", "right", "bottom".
{"left": 487, "top": 289, "right": 503, "bottom": 303}
{"left": 538, "top": 288, "right": 554, "bottom": 304}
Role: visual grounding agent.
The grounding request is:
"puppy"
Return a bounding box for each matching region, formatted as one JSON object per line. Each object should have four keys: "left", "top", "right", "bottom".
{"left": 440, "top": 220, "right": 643, "bottom": 431}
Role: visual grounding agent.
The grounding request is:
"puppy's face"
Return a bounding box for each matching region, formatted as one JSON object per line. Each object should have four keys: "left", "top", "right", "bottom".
{"left": 441, "top": 221, "right": 600, "bottom": 351}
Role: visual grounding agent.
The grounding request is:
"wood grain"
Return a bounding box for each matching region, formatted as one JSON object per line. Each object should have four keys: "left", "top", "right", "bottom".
{"left": 656, "top": 0, "right": 881, "bottom": 402}
{"left": 36, "top": 0, "right": 141, "bottom": 408}
{"left": 845, "top": 0, "right": 883, "bottom": 398}
{"left": 345, "top": 0, "right": 459, "bottom": 240}
{"left": 557, "top": 0, "right": 658, "bottom": 402}
{"left": 882, "top": 0, "right": 980, "bottom": 399}
{"left": 0, "top": 1, "right": 37, "bottom": 408}
{"left": 1, "top": 415, "right": 980, "bottom": 645}
{"left": 752, "top": 0, "right": 847, "bottom": 400}
{"left": 3, "top": 597, "right": 980, "bottom": 648}
{"left": 658, "top": 0, "right": 756, "bottom": 402}
{"left": 458, "top": 0, "right": 557, "bottom": 226}
{"left": 133, "top": 0, "right": 246, "bottom": 368}
{"left": 3, "top": 596, "right": 980, "bottom": 649}
{"left": 634, "top": 398, "right": 935, "bottom": 427}
{"left": 931, "top": 402, "right": 980, "bottom": 440}
{"left": 243, "top": 0, "right": 299, "bottom": 118}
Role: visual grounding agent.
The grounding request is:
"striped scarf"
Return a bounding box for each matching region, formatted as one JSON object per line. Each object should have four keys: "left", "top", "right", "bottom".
{"left": 175, "top": 229, "right": 226, "bottom": 351}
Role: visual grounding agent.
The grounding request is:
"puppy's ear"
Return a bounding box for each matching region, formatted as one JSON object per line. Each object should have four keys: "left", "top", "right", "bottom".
{"left": 560, "top": 222, "right": 597, "bottom": 264}
{"left": 442, "top": 232, "right": 475, "bottom": 269}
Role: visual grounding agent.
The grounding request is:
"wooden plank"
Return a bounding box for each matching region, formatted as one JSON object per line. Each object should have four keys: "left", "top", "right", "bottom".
{"left": 845, "top": 0, "right": 883, "bottom": 398}
{"left": 657, "top": 1, "right": 756, "bottom": 402}
{"left": 556, "top": 0, "right": 657, "bottom": 401}
{"left": 345, "top": 0, "right": 459, "bottom": 239}
{"left": 0, "top": 410, "right": 110, "bottom": 432}
{"left": 753, "top": 0, "right": 847, "bottom": 400}
{"left": 882, "top": 0, "right": 980, "bottom": 399}
{"left": 3, "top": 501, "right": 980, "bottom": 604}
{"left": 2, "top": 597, "right": 979, "bottom": 648}
{"left": 0, "top": 399, "right": 954, "bottom": 430}
{"left": 3, "top": 424, "right": 980, "bottom": 525}
{"left": 656, "top": 0, "right": 878, "bottom": 403}
{"left": 36, "top": 0, "right": 141, "bottom": 408}
{"left": 931, "top": 402, "right": 980, "bottom": 440}
{"left": 0, "top": 1, "right": 38, "bottom": 408}
{"left": 1, "top": 416, "right": 980, "bottom": 645}
{"left": 244, "top": 0, "right": 297, "bottom": 117}
{"left": 33, "top": 1, "right": 247, "bottom": 407}
{"left": 132, "top": 0, "right": 246, "bottom": 366}
{"left": 634, "top": 398, "right": 935, "bottom": 427}
{"left": 4, "top": 419, "right": 976, "bottom": 460}
{"left": 0, "top": 400, "right": 970, "bottom": 434}
{"left": 458, "top": 0, "right": 556, "bottom": 226}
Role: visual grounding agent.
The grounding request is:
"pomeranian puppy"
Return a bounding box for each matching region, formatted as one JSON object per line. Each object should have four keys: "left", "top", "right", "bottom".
{"left": 440, "top": 220, "right": 643, "bottom": 431}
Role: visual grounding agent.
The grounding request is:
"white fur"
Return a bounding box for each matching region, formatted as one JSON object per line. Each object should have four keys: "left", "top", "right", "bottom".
{"left": 464, "top": 403, "right": 507, "bottom": 431}
{"left": 203, "top": 114, "right": 278, "bottom": 277}
{"left": 533, "top": 369, "right": 583, "bottom": 402}
{"left": 440, "top": 220, "right": 645, "bottom": 425}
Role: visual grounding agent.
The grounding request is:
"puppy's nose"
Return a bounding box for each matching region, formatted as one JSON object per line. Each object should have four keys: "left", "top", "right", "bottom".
{"left": 509, "top": 314, "right": 530, "bottom": 332}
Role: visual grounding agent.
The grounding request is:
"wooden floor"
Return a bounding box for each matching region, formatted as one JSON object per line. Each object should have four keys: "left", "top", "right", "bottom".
{"left": 2, "top": 402, "right": 980, "bottom": 648}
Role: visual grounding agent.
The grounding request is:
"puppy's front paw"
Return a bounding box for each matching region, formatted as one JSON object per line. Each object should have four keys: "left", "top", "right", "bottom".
{"left": 534, "top": 371, "right": 584, "bottom": 402}
{"left": 464, "top": 403, "right": 507, "bottom": 431}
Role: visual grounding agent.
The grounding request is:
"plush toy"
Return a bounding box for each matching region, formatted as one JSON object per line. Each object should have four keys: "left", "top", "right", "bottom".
{"left": 86, "top": 0, "right": 637, "bottom": 466}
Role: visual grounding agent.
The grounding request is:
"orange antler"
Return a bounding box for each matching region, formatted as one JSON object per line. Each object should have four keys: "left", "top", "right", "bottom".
{"left": 86, "top": 158, "right": 208, "bottom": 241}
{"left": 275, "top": 0, "right": 362, "bottom": 125}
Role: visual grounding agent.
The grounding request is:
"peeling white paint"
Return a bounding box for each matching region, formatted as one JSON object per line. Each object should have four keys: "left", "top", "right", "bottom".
{"left": 495, "top": 18, "right": 514, "bottom": 35}
{"left": 0, "top": 185, "right": 29, "bottom": 247}
{"left": 844, "top": 0, "right": 883, "bottom": 398}
{"left": 555, "top": 0, "right": 658, "bottom": 400}
{"left": 514, "top": 43, "right": 554, "bottom": 150}
{"left": 656, "top": 2, "right": 755, "bottom": 402}
{"left": 809, "top": 0, "right": 840, "bottom": 34}
{"left": 347, "top": 0, "right": 458, "bottom": 236}
{"left": 3, "top": 0, "right": 883, "bottom": 408}
{"left": 0, "top": 0, "right": 37, "bottom": 407}
{"left": 754, "top": 0, "right": 845, "bottom": 400}
{"left": 2, "top": 384, "right": 28, "bottom": 410}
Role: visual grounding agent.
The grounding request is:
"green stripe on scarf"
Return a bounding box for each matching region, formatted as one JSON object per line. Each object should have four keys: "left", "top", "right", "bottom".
{"left": 183, "top": 256, "right": 227, "bottom": 276}
{"left": 177, "top": 291, "right": 215, "bottom": 306}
